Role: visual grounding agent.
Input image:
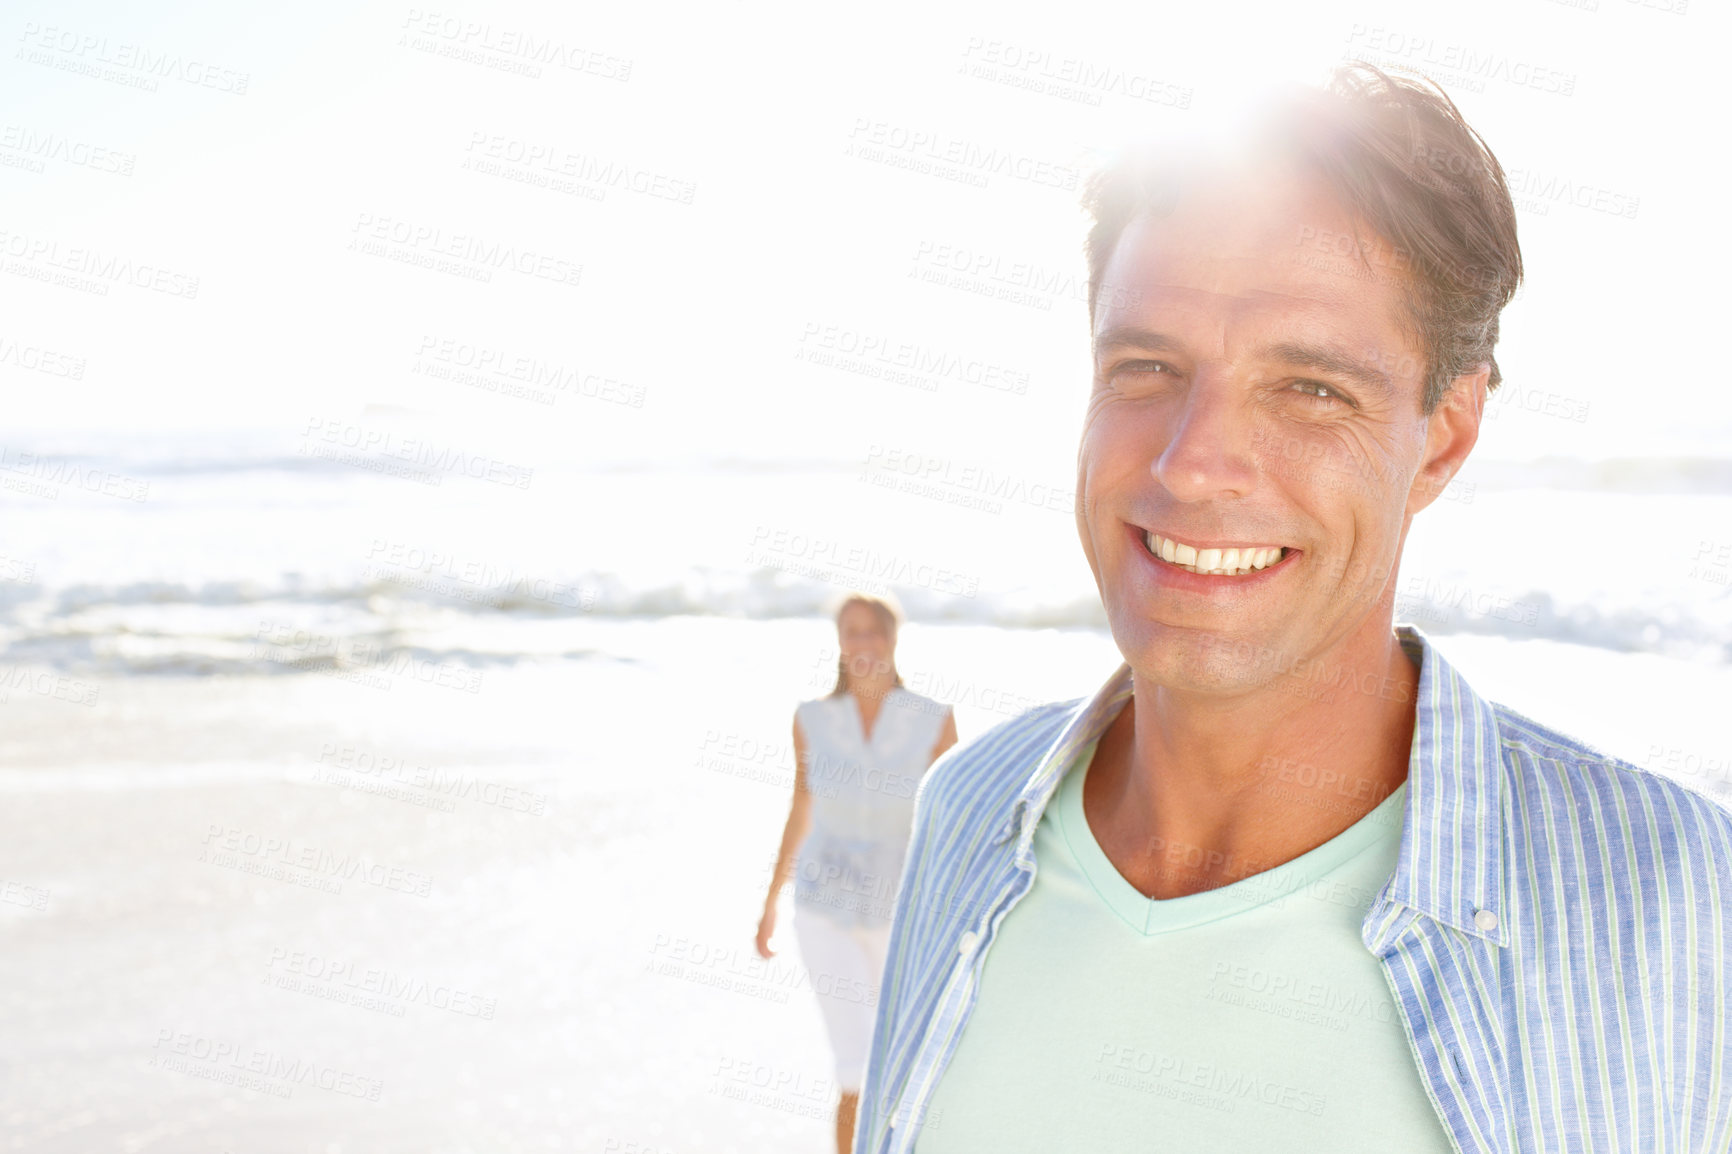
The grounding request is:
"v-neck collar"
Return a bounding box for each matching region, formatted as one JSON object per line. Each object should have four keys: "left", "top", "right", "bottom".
{"left": 1056, "top": 734, "right": 1408, "bottom": 936}
{"left": 850, "top": 687, "right": 897, "bottom": 746}
{"left": 1005, "top": 624, "right": 1511, "bottom": 947}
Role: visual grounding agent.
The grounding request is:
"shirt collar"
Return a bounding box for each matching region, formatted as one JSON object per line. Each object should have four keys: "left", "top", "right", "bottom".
{"left": 1008, "top": 623, "right": 1508, "bottom": 946}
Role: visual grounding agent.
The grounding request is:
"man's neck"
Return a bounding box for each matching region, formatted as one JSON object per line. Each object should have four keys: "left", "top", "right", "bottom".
{"left": 1082, "top": 626, "right": 1420, "bottom": 900}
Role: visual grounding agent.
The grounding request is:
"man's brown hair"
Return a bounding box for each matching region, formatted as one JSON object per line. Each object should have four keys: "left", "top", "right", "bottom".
{"left": 1082, "top": 62, "right": 1524, "bottom": 414}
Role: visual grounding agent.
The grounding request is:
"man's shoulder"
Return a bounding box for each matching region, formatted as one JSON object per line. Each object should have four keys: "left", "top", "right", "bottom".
{"left": 916, "top": 696, "right": 1081, "bottom": 817}
{"left": 1492, "top": 699, "right": 1732, "bottom": 853}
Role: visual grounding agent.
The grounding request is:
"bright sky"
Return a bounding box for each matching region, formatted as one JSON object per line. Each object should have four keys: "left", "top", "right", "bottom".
{"left": 2, "top": 0, "right": 1724, "bottom": 485}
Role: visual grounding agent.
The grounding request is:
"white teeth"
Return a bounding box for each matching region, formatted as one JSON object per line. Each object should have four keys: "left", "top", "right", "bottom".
{"left": 1145, "top": 533, "right": 1287, "bottom": 576}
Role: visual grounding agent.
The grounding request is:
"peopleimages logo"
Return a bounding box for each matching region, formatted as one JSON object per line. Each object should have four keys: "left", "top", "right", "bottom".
{"left": 745, "top": 525, "right": 980, "bottom": 598}
{"left": 347, "top": 212, "right": 582, "bottom": 288}
{"left": 264, "top": 948, "right": 498, "bottom": 1019}
{"left": 0, "top": 228, "right": 199, "bottom": 298}
{"left": 957, "top": 38, "right": 1193, "bottom": 108}
{"left": 150, "top": 1029, "right": 383, "bottom": 1101}
{"left": 797, "top": 322, "right": 1030, "bottom": 395}
{"left": 299, "top": 418, "right": 535, "bottom": 490}
{"left": 1343, "top": 25, "right": 1576, "bottom": 96}
{"left": 845, "top": 118, "right": 1081, "bottom": 191}
{"left": 199, "top": 824, "right": 434, "bottom": 897}
{"left": 17, "top": 23, "right": 251, "bottom": 94}
{"left": 0, "top": 447, "right": 148, "bottom": 501}
{"left": 398, "top": 9, "right": 633, "bottom": 81}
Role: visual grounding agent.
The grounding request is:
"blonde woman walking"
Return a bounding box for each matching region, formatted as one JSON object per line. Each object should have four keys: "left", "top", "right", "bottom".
{"left": 756, "top": 592, "right": 957, "bottom": 1154}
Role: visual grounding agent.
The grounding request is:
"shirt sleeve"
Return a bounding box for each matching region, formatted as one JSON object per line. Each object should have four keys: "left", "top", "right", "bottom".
{"left": 853, "top": 757, "right": 947, "bottom": 1152}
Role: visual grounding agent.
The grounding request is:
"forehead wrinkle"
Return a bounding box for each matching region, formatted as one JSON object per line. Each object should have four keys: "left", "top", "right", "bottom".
{"left": 1096, "top": 281, "right": 1403, "bottom": 355}
{"left": 1096, "top": 223, "right": 1423, "bottom": 378}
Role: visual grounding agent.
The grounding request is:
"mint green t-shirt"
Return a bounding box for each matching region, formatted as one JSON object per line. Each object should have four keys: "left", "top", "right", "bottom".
{"left": 913, "top": 737, "right": 1456, "bottom": 1152}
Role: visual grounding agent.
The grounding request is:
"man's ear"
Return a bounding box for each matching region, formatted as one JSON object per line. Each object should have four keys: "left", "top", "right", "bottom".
{"left": 1407, "top": 366, "right": 1488, "bottom": 518}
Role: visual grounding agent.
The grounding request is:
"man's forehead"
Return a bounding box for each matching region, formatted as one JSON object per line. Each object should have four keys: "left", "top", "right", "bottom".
{"left": 1093, "top": 170, "right": 1418, "bottom": 357}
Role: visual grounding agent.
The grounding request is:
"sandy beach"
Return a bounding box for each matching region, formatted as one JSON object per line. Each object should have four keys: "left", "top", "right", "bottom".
{"left": 2, "top": 615, "right": 1728, "bottom": 1152}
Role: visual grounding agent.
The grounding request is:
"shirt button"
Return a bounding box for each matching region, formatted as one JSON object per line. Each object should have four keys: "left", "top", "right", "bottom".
{"left": 957, "top": 931, "right": 979, "bottom": 957}
{"left": 1473, "top": 909, "right": 1499, "bottom": 932}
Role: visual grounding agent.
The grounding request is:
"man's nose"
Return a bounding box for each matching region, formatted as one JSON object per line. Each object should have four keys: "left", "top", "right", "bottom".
{"left": 1153, "top": 375, "right": 1258, "bottom": 502}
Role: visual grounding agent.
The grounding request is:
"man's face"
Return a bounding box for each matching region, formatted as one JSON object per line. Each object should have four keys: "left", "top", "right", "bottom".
{"left": 1077, "top": 163, "right": 1456, "bottom": 694}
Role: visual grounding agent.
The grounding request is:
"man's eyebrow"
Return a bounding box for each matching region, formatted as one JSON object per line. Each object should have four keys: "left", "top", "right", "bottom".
{"left": 1091, "top": 327, "right": 1184, "bottom": 356}
{"left": 1257, "top": 341, "right": 1396, "bottom": 397}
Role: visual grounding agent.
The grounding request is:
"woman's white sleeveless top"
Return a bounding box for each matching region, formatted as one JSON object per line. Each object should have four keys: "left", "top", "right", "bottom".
{"left": 793, "top": 686, "right": 951, "bottom": 929}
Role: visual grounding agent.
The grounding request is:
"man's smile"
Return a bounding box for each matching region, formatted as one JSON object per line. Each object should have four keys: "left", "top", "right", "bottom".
{"left": 1126, "top": 522, "right": 1302, "bottom": 582}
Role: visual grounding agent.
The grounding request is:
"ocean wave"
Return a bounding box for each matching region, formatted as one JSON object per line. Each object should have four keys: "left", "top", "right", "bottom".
{"left": 0, "top": 565, "right": 1721, "bottom": 675}
{"left": 578, "top": 569, "right": 1730, "bottom": 662}
{"left": 7, "top": 438, "right": 1732, "bottom": 492}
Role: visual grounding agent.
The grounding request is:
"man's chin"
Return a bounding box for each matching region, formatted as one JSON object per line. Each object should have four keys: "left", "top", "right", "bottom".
{"left": 1109, "top": 612, "right": 1294, "bottom": 696}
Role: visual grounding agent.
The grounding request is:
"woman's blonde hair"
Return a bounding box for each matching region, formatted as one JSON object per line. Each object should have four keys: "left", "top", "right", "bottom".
{"left": 827, "top": 590, "right": 906, "bottom": 698}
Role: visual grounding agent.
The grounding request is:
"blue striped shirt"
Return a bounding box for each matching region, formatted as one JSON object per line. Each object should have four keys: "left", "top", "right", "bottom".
{"left": 854, "top": 625, "right": 1732, "bottom": 1153}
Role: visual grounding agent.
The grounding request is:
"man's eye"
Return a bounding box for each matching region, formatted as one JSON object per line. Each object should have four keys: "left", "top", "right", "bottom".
{"left": 1109, "top": 360, "right": 1174, "bottom": 382}
{"left": 1291, "top": 379, "right": 1349, "bottom": 404}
